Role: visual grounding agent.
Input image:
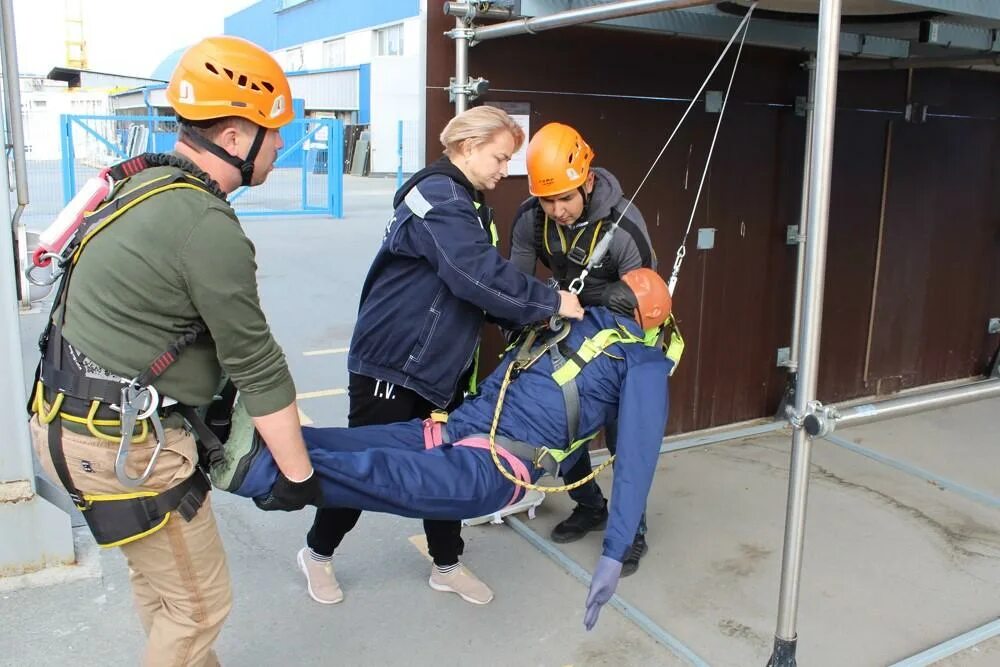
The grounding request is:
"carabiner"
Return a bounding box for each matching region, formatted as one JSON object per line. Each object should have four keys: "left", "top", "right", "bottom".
{"left": 114, "top": 381, "right": 165, "bottom": 488}
{"left": 26, "top": 254, "right": 65, "bottom": 286}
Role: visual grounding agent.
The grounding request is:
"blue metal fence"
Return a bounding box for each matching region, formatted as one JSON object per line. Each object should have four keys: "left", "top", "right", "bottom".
{"left": 59, "top": 114, "right": 343, "bottom": 218}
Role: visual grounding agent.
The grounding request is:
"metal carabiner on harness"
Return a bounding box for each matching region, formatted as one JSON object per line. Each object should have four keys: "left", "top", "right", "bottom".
{"left": 550, "top": 273, "right": 583, "bottom": 332}
{"left": 115, "top": 379, "right": 166, "bottom": 488}
{"left": 25, "top": 253, "right": 66, "bottom": 286}
{"left": 551, "top": 215, "right": 621, "bottom": 331}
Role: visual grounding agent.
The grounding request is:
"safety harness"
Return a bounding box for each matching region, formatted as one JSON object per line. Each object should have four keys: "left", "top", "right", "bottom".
{"left": 532, "top": 206, "right": 652, "bottom": 288}
{"left": 27, "top": 153, "right": 230, "bottom": 547}
{"left": 492, "top": 319, "right": 684, "bottom": 493}
{"left": 422, "top": 318, "right": 685, "bottom": 496}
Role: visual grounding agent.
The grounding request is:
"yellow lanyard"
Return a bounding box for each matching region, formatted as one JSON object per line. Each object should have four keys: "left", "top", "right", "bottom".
{"left": 542, "top": 216, "right": 604, "bottom": 265}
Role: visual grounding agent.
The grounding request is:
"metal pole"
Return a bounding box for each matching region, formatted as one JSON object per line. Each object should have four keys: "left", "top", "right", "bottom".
{"left": 889, "top": 617, "right": 1000, "bottom": 667}
{"left": 443, "top": 1, "right": 513, "bottom": 21}
{"left": 507, "top": 516, "right": 712, "bottom": 667}
{"left": 453, "top": 17, "right": 469, "bottom": 114}
{"left": 826, "top": 379, "right": 1000, "bottom": 432}
{"left": 788, "top": 56, "right": 816, "bottom": 373}
{"left": 471, "top": 0, "right": 717, "bottom": 42}
{"left": 769, "top": 1, "right": 843, "bottom": 664}
{"left": 0, "top": 0, "right": 28, "bottom": 206}
{"left": 0, "top": 0, "right": 31, "bottom": 308}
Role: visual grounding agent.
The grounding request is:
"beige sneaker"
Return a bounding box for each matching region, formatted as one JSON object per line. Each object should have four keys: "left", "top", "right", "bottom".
{"left": 297, "top": 547, "right": 344, "bottom": 604}
{"left": 428, "top": 564, "right": 494, "bottom": 605}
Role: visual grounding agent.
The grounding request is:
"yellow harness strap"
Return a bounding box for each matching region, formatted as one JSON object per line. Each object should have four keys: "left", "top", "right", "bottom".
{"left": 551, "top": 326, "right": 644, "bottom": 387}
{"left": 72, "top": 178, "right": 210, "bottom": 265}
{"left": 543, "top": 215, "right": 605, "bottom": 265}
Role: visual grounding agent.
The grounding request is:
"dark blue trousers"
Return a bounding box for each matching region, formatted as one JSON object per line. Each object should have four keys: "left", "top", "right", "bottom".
{"left": 236, "top": 420, "right": 532, "bottom": 520}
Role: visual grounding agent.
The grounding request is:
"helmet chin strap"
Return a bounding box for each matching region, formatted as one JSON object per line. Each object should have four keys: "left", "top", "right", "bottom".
{"left": 578, "top": 185, "right": 591, "bottom": 223}
{"left": 183, "top": 124, "right": 267, "bottom": 187}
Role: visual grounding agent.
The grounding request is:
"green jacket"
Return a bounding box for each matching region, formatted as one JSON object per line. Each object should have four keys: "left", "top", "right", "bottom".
{"left": 60, "top": 160, "right": 295, "bottom": 417}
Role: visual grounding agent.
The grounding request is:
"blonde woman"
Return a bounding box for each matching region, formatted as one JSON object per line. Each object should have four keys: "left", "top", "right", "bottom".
{"left": 296, "top": 106, "right": 583, "bottom": 606}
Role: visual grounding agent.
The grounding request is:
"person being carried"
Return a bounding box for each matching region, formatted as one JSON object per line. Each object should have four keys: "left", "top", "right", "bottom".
{"left": 216, "top": 268, "right": 674, "bottom": 630}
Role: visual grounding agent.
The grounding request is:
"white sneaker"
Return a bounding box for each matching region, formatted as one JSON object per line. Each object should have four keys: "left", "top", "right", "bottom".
{"left": 297, "top": 547, "right": 344, "bottom": 604}
{"left": 428, "top": 564, "right": 494, "bottom": 605}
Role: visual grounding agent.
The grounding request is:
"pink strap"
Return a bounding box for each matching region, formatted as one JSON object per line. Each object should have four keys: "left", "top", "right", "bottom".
{"left": 422, "top": 418, "right": 444, "bottom": 449}
{"left": 422, "top": 419, "right": 532, "bottom": 506}
{"left": 449, "top": 436, "right": 531, "bottom": 507}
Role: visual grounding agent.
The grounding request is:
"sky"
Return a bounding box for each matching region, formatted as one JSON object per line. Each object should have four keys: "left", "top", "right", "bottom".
{"left": 12, "top": 0, "right": 259, "bottom": 79}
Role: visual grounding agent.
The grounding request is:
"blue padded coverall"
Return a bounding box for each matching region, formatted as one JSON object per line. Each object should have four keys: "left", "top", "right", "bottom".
{"left": 235, "top": 306, "right": 671, "bottom": 562}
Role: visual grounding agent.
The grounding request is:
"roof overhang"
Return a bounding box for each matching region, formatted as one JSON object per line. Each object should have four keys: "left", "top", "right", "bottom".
{"left": 476, "top": 1, "right": 1000, "bottom": 70}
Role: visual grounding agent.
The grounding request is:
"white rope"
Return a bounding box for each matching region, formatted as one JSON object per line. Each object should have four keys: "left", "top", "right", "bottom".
{"left": 668, "top": 2, "right": 755, "bottom": 296}
{"left": 568, "top": 2, "right": 758, "bottom": 297}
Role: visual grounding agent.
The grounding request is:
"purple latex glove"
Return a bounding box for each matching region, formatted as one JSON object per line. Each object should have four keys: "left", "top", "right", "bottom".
{"left": 584, "top": 555, "right": 623, "bottom": 631}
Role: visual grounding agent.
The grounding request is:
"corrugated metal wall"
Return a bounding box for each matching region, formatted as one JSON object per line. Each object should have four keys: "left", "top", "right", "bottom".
{"left": 288, "top": 69, "right": 360, "bottom": 111}
{"left": 426, "top": 11, "right": 1000, "bottom": 434}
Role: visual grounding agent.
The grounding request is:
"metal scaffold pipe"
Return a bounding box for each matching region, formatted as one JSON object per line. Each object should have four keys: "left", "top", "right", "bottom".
{"left": 769, "top": 0, "right": 844, "bottom": 664}
{"left": 0, "top": 0, "right": 28, "bottom": 206}
{"left": 454, "top": 17, "right": 469, "bottom": 114}
{"left": 788, "top": 55, "right": 816, "bottom": 374}
{"left": 0, "top": 0, "right": 32, "bottom": 307}
{"left": 828, "top": 379, "right": 1000, "bottom": 432}
{"left": 471, "top": 0, "right": 717, "bottom": 42}
{"left": 443, "top": 2, "right": 514, "bottom": 21}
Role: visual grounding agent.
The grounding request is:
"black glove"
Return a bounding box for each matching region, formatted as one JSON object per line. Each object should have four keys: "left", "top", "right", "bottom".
{"left": 254, "top": 471, "right": 322, "bottom": 512}
{"left": 577, "top": 283, "right": 606, "bottom": 308}
{"left": 601, "top": 280, "right": 639, "bottom": 317}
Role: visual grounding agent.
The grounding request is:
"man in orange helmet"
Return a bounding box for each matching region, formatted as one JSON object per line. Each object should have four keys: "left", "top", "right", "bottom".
{"left": 509, "top": 122, "right": 658, "bottom": 576}
{"left": 28, "top": 36, "right": 316, "bottom": 665}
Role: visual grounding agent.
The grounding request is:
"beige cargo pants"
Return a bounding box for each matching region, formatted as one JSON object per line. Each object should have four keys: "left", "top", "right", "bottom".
{"left": 31, "top": 416, "right": 232, "bottom": 667}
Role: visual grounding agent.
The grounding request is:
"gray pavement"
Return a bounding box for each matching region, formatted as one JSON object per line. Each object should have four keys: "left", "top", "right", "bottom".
{"left": 3, "top": 175, "right": 998, "bottom": 666}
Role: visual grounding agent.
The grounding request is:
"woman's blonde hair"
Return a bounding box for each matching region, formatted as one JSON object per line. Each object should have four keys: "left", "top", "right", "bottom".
{"left": 439, "top": 105, "right": 525, "bottom": 156}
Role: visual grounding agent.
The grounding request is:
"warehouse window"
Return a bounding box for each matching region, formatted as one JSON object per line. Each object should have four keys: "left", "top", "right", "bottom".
{"left": 285, "top": 47, "right": 304, "bottom": 71}
{"left": 323, "top": 38, "right": 345, "bottom": 68}
{"left": 375, "top": 24, "right": 404, "bottom": 57}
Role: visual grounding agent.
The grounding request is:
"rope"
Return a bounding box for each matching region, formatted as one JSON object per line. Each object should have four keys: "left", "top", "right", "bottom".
{"left": 492, "top": 4, "right": 759, "bottom": 486}
{"left": 567, "top": 2, "right": 757, "bottom": 299}
{"left": 488, "top": 361, "right": 614, "bottom": 494}
{"left": 668, "top": 3, "right": 755, "bottom": 295}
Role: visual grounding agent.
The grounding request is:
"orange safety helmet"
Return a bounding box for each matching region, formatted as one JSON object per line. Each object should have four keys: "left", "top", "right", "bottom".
{"left": 621, "top": 268, "right": 672, "bottom": 330}
{"left": 166, "top": 36, "right": 293, "bottom": 129}
{"left": 526, "top": 122, "right": 595, "bottom": 197}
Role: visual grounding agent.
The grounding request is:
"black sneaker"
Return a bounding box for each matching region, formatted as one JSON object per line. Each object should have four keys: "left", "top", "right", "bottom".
{"left": 550, "top": 501, "right": 608, "bottom": 544}
{"left": 621, "top": 534, "right": 648, "bottom": 577}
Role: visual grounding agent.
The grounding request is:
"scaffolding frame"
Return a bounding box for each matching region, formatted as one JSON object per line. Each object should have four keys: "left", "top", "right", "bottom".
{"left": 443, "top": 2, "right": 1000, "bottom": 665}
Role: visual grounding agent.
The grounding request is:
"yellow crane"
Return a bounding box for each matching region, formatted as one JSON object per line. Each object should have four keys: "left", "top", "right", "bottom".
{"left": 65, "top": 0, "right": 87, "bottom": 69}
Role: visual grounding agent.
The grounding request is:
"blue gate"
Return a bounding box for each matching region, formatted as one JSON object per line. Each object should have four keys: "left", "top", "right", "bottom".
{"left": 60, "top": 114, "right": 343, "bottom": 218}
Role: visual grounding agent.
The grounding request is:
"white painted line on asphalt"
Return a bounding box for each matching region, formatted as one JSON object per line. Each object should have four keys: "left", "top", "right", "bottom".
{"left": 303, "top": 347, "right": 349, "bottom": 356}
{"left": 297, "top": 408, "right": 313, "bottom": 426}
{"left": 408, "top": 534, "right": 432, "bottom": 562}
{"left": 296, "top": 388, "right": 347, "bottom": 400}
